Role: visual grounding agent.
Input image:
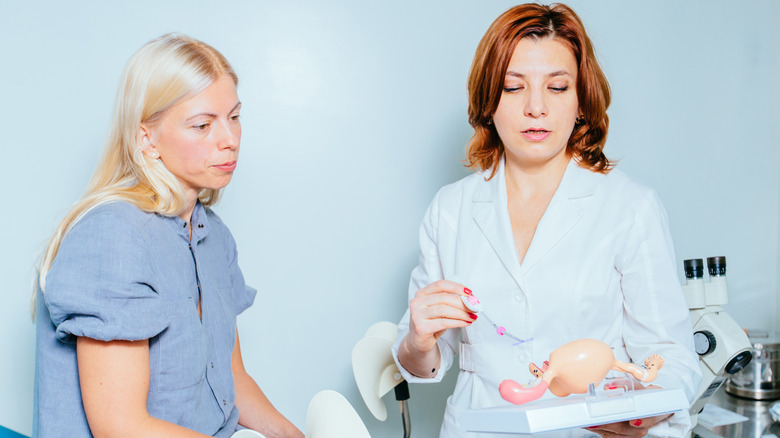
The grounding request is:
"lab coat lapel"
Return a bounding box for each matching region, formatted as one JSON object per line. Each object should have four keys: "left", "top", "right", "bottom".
{"left": 471, "top": 159, "right": 601, "bottom": 285}
{"left": 472, "top": 160, "right": 525, "bottom": 286}
{"left": 519, "top": 160, "right": 599, "bottom": 275}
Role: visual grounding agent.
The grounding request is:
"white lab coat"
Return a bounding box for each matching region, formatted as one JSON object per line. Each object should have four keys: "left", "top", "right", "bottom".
{"left": 392, "top": 159, "right": 702, "bottom": 437}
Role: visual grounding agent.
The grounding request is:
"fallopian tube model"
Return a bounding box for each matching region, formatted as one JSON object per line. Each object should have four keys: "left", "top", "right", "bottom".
{"left": 499, "top": 339, "right": 664, "bottom": 405}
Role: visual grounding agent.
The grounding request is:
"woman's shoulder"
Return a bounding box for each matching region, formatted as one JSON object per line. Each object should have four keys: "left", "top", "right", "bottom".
{"left": 65, "top": 201, "right": 156, "bottom": 246}
{"left": 79, "top": 201, "right": 154, "bottom": 227}
{"left": 600, "top": 167, "right": 664, "bottom": 210}
{"left": 431, "top": 170, "right": 486, "bottom": 207}
{"left": 602, "top": 167, "right": 656, "bottom": 195}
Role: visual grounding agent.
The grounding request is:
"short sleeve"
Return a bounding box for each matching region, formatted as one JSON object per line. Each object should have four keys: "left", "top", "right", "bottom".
{"left": 220, "top": 222, "right": 257, "bottom": 316}
{"left": 44, "top": 207, "right": 169, "bottom": 343}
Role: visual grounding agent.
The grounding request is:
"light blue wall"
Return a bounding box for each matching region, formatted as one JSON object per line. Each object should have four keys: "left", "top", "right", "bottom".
{"left": 1, "top": 1, "right": 778, "bottom": 436}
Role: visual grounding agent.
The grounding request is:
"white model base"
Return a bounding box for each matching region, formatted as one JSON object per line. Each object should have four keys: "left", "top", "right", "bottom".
{"left": 461, "top": 388, "right": 689, "bottom": 435}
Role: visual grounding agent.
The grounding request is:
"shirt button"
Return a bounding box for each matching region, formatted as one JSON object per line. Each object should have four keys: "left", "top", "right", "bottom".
{"left": 513, "top": 294, "right": 525, "bottom": 303}
{"left": 182, "top": 222, "right": 187, "bottom": 228}
{"left": 222, "top": 399, "right": 227, "bottom": 406}
{"left": 211, "top": 362, "right": 214, "bottom": 368}
{"left": 198, "top": 224, "right": 204, "bottom": 228}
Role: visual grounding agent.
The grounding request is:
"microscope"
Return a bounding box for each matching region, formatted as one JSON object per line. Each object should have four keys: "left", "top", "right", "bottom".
{"left": 683, "top": 256, "right": 753, "bottom": 431}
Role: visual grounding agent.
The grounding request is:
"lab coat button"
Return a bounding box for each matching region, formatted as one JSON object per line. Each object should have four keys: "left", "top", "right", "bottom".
{"left": 513, "top": 294, "right": 524, "bottom": 302}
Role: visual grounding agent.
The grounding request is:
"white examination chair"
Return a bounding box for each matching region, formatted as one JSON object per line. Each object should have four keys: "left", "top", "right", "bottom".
{"left": 352, "top": 321, "right": 411, "bottom": 438}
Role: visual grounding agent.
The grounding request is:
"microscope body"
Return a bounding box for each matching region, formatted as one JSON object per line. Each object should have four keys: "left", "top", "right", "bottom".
{"left": 683, "top": 257, "right": 752, "bottom": 427}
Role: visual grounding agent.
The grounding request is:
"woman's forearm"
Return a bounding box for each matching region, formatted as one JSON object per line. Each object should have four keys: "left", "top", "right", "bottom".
{"left": 231, "top": 332, "right": 303, "bottom": 438}
{"left": 397, "top": 335, "right": 442, "bottom": 378}
{"left": 109, "top": 416, "right": 212, "bottom": 438}
{"left": 234, "top": 369, "right": 303, "bottom": 438}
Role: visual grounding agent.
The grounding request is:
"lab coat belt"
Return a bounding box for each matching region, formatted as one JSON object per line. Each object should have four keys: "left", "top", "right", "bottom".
{"left": 460, "top": 342, "right": 504, "bottom": 373}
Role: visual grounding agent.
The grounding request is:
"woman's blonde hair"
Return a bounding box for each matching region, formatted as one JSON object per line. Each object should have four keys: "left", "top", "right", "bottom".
{"left": 33, "top": 33, "right": 237, "bottom": 313}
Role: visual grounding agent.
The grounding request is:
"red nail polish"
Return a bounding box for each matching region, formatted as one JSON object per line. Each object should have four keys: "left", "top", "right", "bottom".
{"left": 469, "top": 313, "right": 478, "bottom": 320}
{"left": 464, "top": 287, "right": 472, "bottom": 296}
{"left": 632, "top": 420, "right": 642, "bottom": 427}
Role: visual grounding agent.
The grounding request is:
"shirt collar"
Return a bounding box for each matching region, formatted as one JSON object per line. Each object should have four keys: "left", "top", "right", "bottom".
{"left": 164, "top": 200, "right": 210, "bottom": 242}
{"left": 190, "top": 201, "right": 210, "bottom": 243}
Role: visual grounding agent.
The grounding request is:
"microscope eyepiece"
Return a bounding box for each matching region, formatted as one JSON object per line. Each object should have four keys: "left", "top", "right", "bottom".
{"left": 707, "top": 256, "right": 727, "bottom": 277}
{"left": 725, "top": 350, "right": 752, "bottom": 374}
{"left": 683, "top": 259, "right": 704, "bottom": 279}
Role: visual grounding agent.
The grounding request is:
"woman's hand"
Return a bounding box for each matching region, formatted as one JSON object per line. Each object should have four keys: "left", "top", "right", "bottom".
{"left": 398, "top": 280, "right": 476, "bottom": 377}
{"left": 407, "top": 280, "right": 476, "bottom": 352}
{"left": 584, "top": 385, "right": 671, "bottom": 437}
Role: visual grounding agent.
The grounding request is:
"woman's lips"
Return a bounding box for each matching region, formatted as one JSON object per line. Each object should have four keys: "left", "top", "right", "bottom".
{"left": 213, "top": 161, "right": 237, "bottom": 172}
{"left": 522, "top": 129, "right": 550, "bottom": 141}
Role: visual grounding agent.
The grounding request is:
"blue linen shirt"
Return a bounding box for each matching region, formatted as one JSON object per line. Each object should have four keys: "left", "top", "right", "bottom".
{"left": 33, "top": 201, "right": 257, "bottom": 437}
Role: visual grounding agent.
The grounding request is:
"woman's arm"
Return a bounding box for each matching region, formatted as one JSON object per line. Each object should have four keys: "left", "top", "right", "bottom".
{"left": 587, "top": 190, "right": 701, "bottom": 437}
{"left": 231, "top": 331, "right": 303, "bottom": 438}
{"left": 77, "top": 337, "right": 210, "bottom": 438}
{"left": 397, "top": 280, "right": 474, "bottom": 378}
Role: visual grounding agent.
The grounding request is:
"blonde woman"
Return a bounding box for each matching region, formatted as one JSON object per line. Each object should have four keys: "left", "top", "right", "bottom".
{"left": 33, "top": 34, "right": 302, "bottom": 438}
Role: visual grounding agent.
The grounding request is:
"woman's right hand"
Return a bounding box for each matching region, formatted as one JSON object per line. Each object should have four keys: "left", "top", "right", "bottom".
{"left": 398, "top": 280, "right": 476, "bottom": 377}
{"left": 407, "top": 280, "right": 476, "bottom": 352}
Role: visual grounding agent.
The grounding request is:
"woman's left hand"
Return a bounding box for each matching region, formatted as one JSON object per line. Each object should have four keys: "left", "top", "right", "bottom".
{"left": 584, "top": 384, "right": 671, "bottom": 437}
{"left": 584, "top": 413, "right": 671, "bottom": 437}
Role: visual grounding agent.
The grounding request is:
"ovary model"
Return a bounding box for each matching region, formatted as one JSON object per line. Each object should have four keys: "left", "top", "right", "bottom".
{"left": 499, "top": 338, "right": 664, "bottom": 405}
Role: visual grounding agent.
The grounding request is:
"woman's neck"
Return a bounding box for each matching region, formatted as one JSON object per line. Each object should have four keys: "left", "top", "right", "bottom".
{"left": 504, "top": 154, "right": 570, "bottom": 201}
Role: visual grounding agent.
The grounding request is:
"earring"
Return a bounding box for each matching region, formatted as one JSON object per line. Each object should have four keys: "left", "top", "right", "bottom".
{"left": 148, "top": 151, "right": 159, "bottom": 159}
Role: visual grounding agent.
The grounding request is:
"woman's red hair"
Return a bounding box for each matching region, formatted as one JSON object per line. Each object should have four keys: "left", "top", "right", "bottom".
{"left": 466, "top": 3, "right": 613, "bottom": 179}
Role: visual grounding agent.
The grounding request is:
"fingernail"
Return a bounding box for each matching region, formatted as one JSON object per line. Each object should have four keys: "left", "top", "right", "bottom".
{"left": 469, "top": 313, "right": 478, "bottom": 320}
{"left": 464, "top": 287, "right": 472, "bottom": 296}
{"left": 632, "top": 420, "right": 642, "bottom": 427}
{"left": 585, "top": 426, "right": 597, "bottom": 429}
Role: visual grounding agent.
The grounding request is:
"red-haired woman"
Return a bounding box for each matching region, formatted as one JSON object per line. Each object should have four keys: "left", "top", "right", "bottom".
{"left": 393, "top": 4, "right": 700, "bottom": 437}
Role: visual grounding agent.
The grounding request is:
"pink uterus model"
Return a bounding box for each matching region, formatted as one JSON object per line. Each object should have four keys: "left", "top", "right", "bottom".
{"left": 499, "top": 339, "right": 664, "bottom": 405}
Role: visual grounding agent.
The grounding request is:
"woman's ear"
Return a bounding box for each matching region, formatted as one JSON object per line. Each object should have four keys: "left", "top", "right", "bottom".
{"left": 139, "top": 124, "right": 160, "bottom": 159}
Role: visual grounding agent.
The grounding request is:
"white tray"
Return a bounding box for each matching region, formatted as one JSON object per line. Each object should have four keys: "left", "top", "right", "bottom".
{"left": 461, "top": 387, "right": 689, "bottom": 434}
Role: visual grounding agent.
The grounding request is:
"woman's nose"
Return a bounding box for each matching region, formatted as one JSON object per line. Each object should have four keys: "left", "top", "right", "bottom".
{"left": 524, "top": 88, "right": 548, "bottom": 118}
{"left": 217, "top": 121, "right": 240, "bottom": 150}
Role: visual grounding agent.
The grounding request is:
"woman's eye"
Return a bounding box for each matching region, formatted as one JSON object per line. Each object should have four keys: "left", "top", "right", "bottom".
{"left": 503, "top": 86, "right": 524, "bottom": 93}
{"left": 193, "top": 123, "right": 209, "bottom": 131}
{"left": 549, "top": 86, "right": 569, "bottom": 93}
{"left": 230, "top": 114, "right": 241, "bottom": 122}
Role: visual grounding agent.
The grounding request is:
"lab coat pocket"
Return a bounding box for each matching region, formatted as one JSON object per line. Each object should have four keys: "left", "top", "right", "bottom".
{"left": 443, "top": 394, "right": 470, "bottom": 438}
{"left": 157, "top": 298, "right": 208, "bottom": 391}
